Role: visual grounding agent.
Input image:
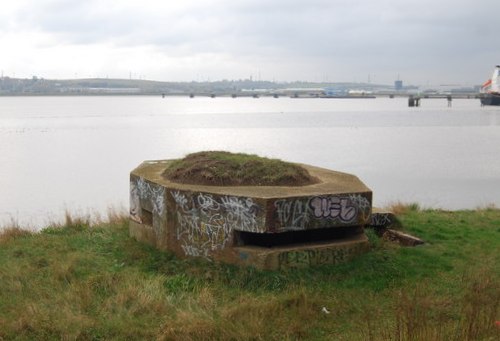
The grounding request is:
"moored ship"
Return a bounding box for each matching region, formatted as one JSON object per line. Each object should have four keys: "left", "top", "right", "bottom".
{"left": 480, "top": 65, "right": 500, "bottom": 106}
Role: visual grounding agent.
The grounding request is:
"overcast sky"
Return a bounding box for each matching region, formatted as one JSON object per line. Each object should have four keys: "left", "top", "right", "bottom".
{"left": 1, "top": 0, "right": 498, "bottom": 86}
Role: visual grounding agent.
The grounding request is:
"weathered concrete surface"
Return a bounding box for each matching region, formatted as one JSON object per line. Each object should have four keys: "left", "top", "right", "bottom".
{"left": 369, "top": 207, "right": 401, "bottom": 229}
{"left": 383, "top": 229, "right": 425, "bottom": 246}
{"left": 233, "top": 234, "right": 369, "bottom": 269}
{"left": 368, "top": 207, "right": 423, "bottom": 246}
{"left": 129, "top": 159, "right": 373, "bottom": 269}
{"left": 131, "top": 160, "right": 371, "bottom": 198}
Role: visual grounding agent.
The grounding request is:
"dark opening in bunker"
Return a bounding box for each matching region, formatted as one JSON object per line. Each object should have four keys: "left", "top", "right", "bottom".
{"left": 234, "top": 226, "right": 363, "bottom": 248}
{"left": 141, "top": 208, "right": 153, "bottom": 226}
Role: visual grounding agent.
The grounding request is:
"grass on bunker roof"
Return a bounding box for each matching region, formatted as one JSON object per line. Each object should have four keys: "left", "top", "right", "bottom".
{"left": 162, "top": 151, "right": 319, "bottom": 186}
{"left": 0, "top": 205, "right": 498, "bottom": 340}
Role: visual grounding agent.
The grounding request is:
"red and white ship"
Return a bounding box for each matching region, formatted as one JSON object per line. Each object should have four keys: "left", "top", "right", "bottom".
{"left": 480, "top": 65, "right": 500, "bottom": 105}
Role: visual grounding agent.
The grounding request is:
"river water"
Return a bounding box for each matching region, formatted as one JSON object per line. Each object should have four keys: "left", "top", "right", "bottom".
{"left": 1, "top": 95, "right": 499, "bottom": 229}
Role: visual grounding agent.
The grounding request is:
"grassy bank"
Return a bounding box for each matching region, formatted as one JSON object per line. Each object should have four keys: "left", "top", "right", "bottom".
{"left": 0, "top": 206, "right": 499, "bottom": 340}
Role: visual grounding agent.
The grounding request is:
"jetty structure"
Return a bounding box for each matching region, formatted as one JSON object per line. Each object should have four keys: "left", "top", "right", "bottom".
{"left": 480, "top": 65, "right": 500, "bottom": 106}
{"left": 129, "top": 152, "right": 397, "bottom": 270}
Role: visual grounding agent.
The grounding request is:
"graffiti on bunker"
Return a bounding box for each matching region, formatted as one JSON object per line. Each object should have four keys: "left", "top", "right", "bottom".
{"left": 171, "top": 191, "right": 263, "bottom": 258}
{"left": 274, "top": 194, "right": 370, "bottom": 230}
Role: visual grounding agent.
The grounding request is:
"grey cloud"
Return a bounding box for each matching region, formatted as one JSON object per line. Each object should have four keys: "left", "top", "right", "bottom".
{"left": 15, "top": 0, "right": 499, "bottom": 54}
{"left": 5, "top": 0, "right": 500, "bottom": 83}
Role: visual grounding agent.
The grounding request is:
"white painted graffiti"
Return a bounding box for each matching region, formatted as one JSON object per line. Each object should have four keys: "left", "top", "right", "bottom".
{"left": 176, "top": 216, "right": 226, "bottom": 257}
{"left": 181, "top": 244, "right": 209, "bottom": 258}
{"left": 171, "top": 190, "right": 191, "bottom": 212}
{"left": 171, "top": 191, "right": 262, "bottom": 258}
{"left": 274, "top": 198, "right": 311, "bottom": 230}
{"left": 197, "top": 193, "right": 221, "bottom": 214}
{"left": 136, "top": 177, "right": 149, "bottom": 198}
{"left": 129, "top": 181, "right": 142, "bottom": 223}
{"left": 220, "top": 196, "right": 260, "bottom": 232}
{"left": 132, "top": 177, "right": 166, "bottom": 216}
{"left": 274, "top": 194, "right": 371, "bottom": 228}
{"left": 370, "top": 213, "right": 392, "bottom": 227}
{"left": 310, "top": 196, "right": 357, "bottom": 222}
{"left": 348, "top": 194, "right": 371, "bottom": 211}
{"left": 348, "top": 194, "right": 371, "bottom": 222}
{"left": 151, "top": 187, "right": 166, "bottom": 216}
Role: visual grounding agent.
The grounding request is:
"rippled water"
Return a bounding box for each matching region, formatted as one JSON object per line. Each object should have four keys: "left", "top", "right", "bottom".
{"left": 1, "top": 95, "right": 499, "bottom": 228}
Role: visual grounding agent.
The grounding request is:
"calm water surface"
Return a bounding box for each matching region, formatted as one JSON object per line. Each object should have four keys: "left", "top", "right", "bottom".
{"left": 1, "top": 96, "right": 499, "bottom": 228}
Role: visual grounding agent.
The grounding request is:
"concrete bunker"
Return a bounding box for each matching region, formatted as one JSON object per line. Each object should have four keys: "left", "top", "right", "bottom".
{"left": 129, "top": 156, "right": 375, "bottom": 270}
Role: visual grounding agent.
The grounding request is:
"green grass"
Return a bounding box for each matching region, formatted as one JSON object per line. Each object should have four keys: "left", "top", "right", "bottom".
{"left": 0, "top": 207, "right": 499, "bottom": 340}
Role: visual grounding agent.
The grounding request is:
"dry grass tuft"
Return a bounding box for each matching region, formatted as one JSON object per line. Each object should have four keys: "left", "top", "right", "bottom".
{"left": 390, "top": 285, "right": 453, "bottom": 340}
{"left": 157, "top": 289, "right": 317, "bottom": 341}
{"left": 64, "top": 210, "right": 93, "bottom": 228}
{"left": 102, "top": 273, "right": 173, "bottom": 317}
{"left": 106, "top": 205, "right": 129, "bottom": 225}
{"left": 359, "top": 267, "right": 500, "bottom": 341}
{"left": 386, "top": 201, "right": 421, "bottom": 216}
{"left": 45, "top": 206, "right": 128, "bottom": 230}
{"left": 0, "top": 227, "right": 33, "bottom": 244}
{"left": 458, "top": 267, "right": 499, "bottom": 340}
{"left": 158, "top": 310, "right": 223, "bottom": 341}
{"left": 475, "top": 203, "right": 498, "bottom": 211}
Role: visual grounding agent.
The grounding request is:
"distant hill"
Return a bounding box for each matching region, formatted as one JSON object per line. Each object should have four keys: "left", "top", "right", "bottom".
{"left": 0, "top": 76, "right": 392, "bottom": 96}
